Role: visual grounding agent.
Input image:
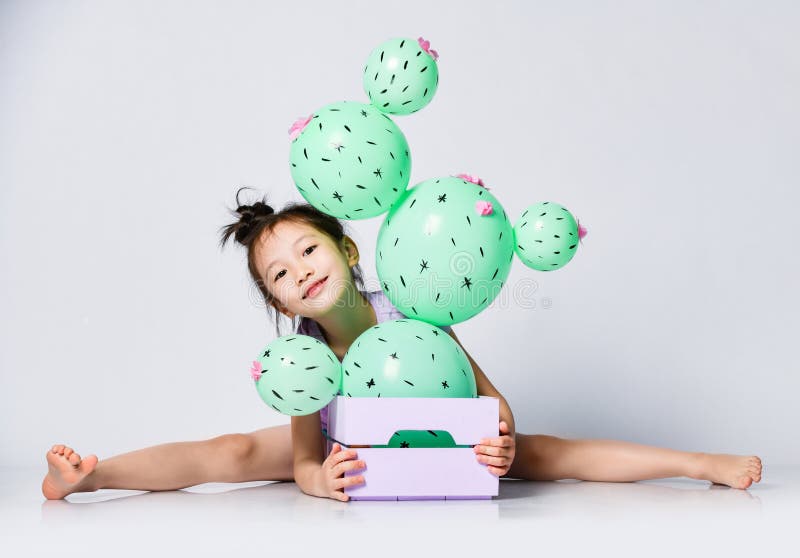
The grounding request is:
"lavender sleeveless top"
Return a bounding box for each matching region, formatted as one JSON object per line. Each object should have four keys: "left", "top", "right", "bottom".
{"left": 295, "top": 289, "right": 452, "bottom": 437}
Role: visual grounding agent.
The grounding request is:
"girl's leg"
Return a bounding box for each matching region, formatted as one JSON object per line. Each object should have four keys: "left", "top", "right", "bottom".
{"left": 42, "top": 424, "right": 294, "bottom": 500}
{"left": 507, "top": 434, "right": 762, "bottom": 489}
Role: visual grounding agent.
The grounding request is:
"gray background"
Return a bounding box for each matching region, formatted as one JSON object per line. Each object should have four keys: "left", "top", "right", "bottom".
{"left": 1, "top": 0, "right": 797, "bottom": 468}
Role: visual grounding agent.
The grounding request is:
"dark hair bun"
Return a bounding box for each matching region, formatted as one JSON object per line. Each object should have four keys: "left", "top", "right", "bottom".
{"left": 236, "top": 201, "right": 274, "bottom": 222}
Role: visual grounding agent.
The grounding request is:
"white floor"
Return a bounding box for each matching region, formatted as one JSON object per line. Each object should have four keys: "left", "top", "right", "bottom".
{"left": 1, "top": 465, "right": 796, "bottom": 557}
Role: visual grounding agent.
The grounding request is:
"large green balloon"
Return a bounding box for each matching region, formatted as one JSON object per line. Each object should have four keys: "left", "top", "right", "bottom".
{"left": 379, "top": 430, "right": 460, "bottom": 449}
{"left": 514, "top": 202, "right": 581, "bottom": 271}
{"left": 289, "top": 101, "right": 411, "bottom": 220}
{"left": 341, "top": 319, "right": 476, "bottom": 398}
{"left": 375, "top": 176, "right": 515, "bottom": 326}
{"left": 252, "top": 335, "right": 341, "bottom": 417}
{"left": 363, "top": 38, "right": 439, "bottom": 115}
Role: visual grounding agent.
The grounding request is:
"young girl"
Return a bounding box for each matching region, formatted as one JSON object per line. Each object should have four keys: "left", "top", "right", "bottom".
{"left": 43, "top": 191, "right": 762, "bottom": 502}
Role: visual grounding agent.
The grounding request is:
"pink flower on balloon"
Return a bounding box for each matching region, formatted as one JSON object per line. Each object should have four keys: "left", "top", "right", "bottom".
{"left": 577, "top": 219, "right": 588, "bottom": 242}
{"left": 250, "top": 360, "right": 263, "bottom": 382}
{"left": 418, "top": 37, "right": 439, "bottom": 61}
{"left": 456, "top": 173, "right": 489, "bottom": 189}
{"left": 288, "top": 114, "right": 313, "bottom": 141}
{"left": 475, "top": 200, "right": 494, "bottom": 216}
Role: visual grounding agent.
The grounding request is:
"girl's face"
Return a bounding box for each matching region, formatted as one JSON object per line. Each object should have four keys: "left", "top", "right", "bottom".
{"left": 254, "top": 220, "right": 359, "bottom": 319}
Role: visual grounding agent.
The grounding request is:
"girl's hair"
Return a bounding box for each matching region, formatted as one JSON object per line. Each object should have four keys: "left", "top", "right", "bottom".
{"left": 219, "top": 187, "right": 366, "bottom": 336}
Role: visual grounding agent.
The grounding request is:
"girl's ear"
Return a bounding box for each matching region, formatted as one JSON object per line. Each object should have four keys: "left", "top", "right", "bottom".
{"left": 341, "top": 235, "right": 359, "bottom": 267}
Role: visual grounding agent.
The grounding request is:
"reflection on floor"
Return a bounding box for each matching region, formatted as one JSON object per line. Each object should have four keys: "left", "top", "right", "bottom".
{"left": 2, "top": 465, "right": 796, "bottom": 557}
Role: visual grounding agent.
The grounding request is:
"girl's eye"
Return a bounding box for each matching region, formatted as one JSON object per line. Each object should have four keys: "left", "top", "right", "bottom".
{"left": 274, "top": 269, "right": 286, "bottom": 281}
{"left": 304, "top": 245, "right": 317, "bottom": 255}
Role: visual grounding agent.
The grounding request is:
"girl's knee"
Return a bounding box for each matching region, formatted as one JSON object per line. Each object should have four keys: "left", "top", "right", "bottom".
{"left": 211, "top": 434, "right": 256, "bottom": 473}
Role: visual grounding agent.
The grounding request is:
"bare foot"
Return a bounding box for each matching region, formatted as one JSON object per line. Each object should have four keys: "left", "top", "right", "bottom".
{"left": 695, "top": 453, "right": 762, "bottom": 489}
{"left": 42, "top": 444, "right": 98, "bottom": 500}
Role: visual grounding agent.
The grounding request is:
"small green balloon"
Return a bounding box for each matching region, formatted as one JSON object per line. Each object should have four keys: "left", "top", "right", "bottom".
{"left": 375, "top": 176, "right": 515, "bottom": 326}
{"left": 252, "top": 335, "right": 342, "bottom": 417}
{"left": 363, "top": 38, "right": 439, "bottom": 115}
{"left": 381, "top": 430, "right": 459, "bottom": 449}
{"left": 289, "top": 101, "right": 411, "bottom": 220}
{"left": 341, "top": 319, "right": 476, "bottom": 398}
{"left": 514, "top": 202, "right": 581, "bottom": 271}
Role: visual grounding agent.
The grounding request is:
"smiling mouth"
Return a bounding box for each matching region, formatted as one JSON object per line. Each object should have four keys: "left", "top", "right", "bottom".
{"left": 303, "top": 276, "right": 328, "bottom": 299}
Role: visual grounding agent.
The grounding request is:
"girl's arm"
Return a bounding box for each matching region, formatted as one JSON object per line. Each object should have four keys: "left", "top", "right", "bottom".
{"left": 448, "top": 328, "right": 517, "bottom": 476}
{"left": 291, "top": 412, "right": 366, "bottom": 501}
{"left": 448, "top": 328, "right": 516, "bottom": 436}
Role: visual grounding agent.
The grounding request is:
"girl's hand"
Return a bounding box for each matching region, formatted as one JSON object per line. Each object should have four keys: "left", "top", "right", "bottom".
{"left": 320, "top": 443, "right": 366, "bottom": 501}
{"left": 473, "top": 421, "right": 516, "bottom": 476}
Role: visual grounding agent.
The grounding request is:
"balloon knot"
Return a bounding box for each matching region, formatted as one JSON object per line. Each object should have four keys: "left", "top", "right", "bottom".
{"left": 288, "top": 114, "right": 313, "bottom": 141}
{"left": 417, "top": 37, "right": 439, "bottom": 61}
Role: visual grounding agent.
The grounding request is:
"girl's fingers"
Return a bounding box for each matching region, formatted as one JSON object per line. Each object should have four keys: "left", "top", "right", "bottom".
{"left": 476, "top": 454, "right": 510, "bottom": 467}
{"left": 487, "top": 465, "right": 508, "bottom": 477}
{"left": 333, "top": 459, "right": 365, "bottom": 477}
{"left": 334, "top": 475, "right": 365, "bottom": 490}
{"left": 475, "top": 444, "right": 506, "bottom": 457}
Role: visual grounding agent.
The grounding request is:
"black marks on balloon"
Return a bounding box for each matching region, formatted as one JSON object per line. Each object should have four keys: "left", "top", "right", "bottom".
{"left": 480, "top": 297, "right": 487, "bottom": 305}
{"left": 374, "top": 71, "right": 379, "bottom": 81}
{"left": 431, "top": 328, "right": 440, "bottom": 336}
{"left": 415, "top": 335, "right": 424, "bottom": 340}
{"left": 431, "top": 353, "right": 435, "bottom": 362}
{"left": 400, "top": 39, "right": 405, "bottom": 48}
{"left": 522, "top": 209, "right": 529, "bottom": 218}
{"left": 403, "top": 379, "right": 414, "bottom": 386}
{"left": 272, "top": 390, "right": 284, "bottom": 401}
{"left": 466, "top": 215, "right": 471, "bottom": 226}
{"left": 373, "top": 168, "right": 383, "bottom": 178}
{"left": 310, "top": 395, "right": 320, "bottom": 400}
{"left": 394, "top": 237, "right": 399, "bottom": 247}
{"left": 360, "top": 109, "right": 368, "bottom": 117}
{"left": 305, "top": 365, "right": 318, "bottom": 370}
{"left": 540, "top": 212, "right": 547, "bottom": 217}
{"left": 373, "top": 196, "right": 381, "bottom": 206}
{"left": 402, "top": 100, "right": 412, "bottom": 105}
{"left": 461, "top": 277, "right": 473, "bottom": 291}
{"left": 355, "top": 184, "right": 366, "bottom": 189}
{"left": 380, "top": 51, "right": 384, "bottom": 62}
{"left": 293, "top": 389, "right": 305, "bottom": 393}
{"left": 438, "top": 193, "right": 447, "bottom": 203}
{"left": 403, "top": 60, "right": 408, "bottom": 70}
{"left": 491, "top": 267, "right": 499, "bottom": 280}
{"left": 377, "top": 337, "right": 387, "bottom": 342}
{"left": 449, "top": 311, "right": 454, "bottom": 321}
{"left": 420, "top": 66, "right": 428, "bottom": 73}
{"left": 498, "top": 231, "right": 503, "bottom": 241}
{"left": 303, "top": 148, "right": 308, "bottom": 160}
{"left": 353, "top": 361, "right": 361, "bottom": 368}
{"left": 535, "top": 239, "right": 543, "bottom": 243}
{"left": 390, "top": 74, "right": 395, "bottom": 85}
{"left": 383, "top": 102, "right": 390, "bottom": 108}
{"left": 409, "top": 198, "right": 417, "bottom": 209}
{"left": 442, "top": 381, "right": 449, "bottom": 389}
{"left": 402, "top": 85, "right": 409, "bottom": 92}
{"left": 400, "top": 275, "right": 406, "bottom": 287}
{"left": 321, "top": 157, "right": 330, "bottom": 162}
{"left": 520, "top": 221, "right": 528, "bottom": 228}
{"left": 263, "top": 349, "right": 271, "bottom": 358}
{"left": 366, "top": 140, "right": 377, "bottom": 145}
{"left": 389, "top": 352, "right": 399, "bottom": 359}
{"left": 435, "top": 293, "right": 441, "bottom": 303}
{"left": 419, "top": 260, "right": 429, "bottom": 273}
{"left": 451, "top": 237, "right": 456, "bottom": 247}
{"left": 344, "top": 125, "right": 351, "bottom": 132}
{"left": 367, "top": 378, "right": 376, "bottom": 388}
{"left": 411, "top": 306, "right": 418, "bottom": 314}
{"left": 325, "top": 377, "right": 335, "bottom": 384}
{"left": 333, "top": 191, "right": 344, "bottom": 202}
{"left": 556, "top": 217, "right": 564, "bottom": 221}
{"left": 401, "top": 441, "right": 410, "bottom": 448}
{"left": 311, "top": 178, "right": 319, "bottom": 190}
{"left": 554, "top": 251, "right": 561, "bottom": 255}
{"left": 389, "top": 152, "right": 395, "bottom": 160}
{"left": 424, "top": 88, "right": 428, "bottom": 97}
{"left": 357, "top": 156, "right": 363, "bottom": 164}
{"left": 569, "top": 244, "right": 577, "bottom": 249}
{"left": 554, "top": 234, "right": 560, "bottom": 238}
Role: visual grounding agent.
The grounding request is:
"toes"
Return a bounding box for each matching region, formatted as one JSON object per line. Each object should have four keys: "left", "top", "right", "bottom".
{"left": 53, "top": 445, "right": 65, "bottom": 454}
{"left": 68, "top": 452, "right": 81, "bottom": 466}
{"left": 738, "top": 476, "right": 753, "bottom": 489}
{"left": 63, "top": 448, "right": 74, "bottom": 459}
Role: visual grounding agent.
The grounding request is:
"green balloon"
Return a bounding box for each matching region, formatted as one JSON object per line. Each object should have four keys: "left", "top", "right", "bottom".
{"left": 514, "top": 202, "right": 581, "bottom": 271}
{"left": 375, "top": 176, "right": 515, "bottom": 326}
{"left": 252, "top": 335, "right": 341, "bottom": 417}
{"left": 378, "top": 430, "right": 459, "bottom": 449}
{"left": 341, "top": 319, "right": 476, "bottom": 398}
{"left": 289, "top": 101, "right": 411, "bottom": 220}
{"left": 363, "top": 38, "right": 439, "bottom": 115}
